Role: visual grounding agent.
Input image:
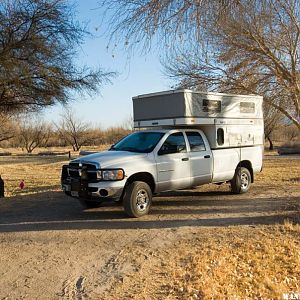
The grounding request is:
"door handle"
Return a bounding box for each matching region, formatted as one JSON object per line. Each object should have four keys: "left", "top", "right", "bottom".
{"left": 204, "top": 155, "right": 211, "bottom": 158}
{"left": 182, "top": 157, "right": 189, "bottom": 161}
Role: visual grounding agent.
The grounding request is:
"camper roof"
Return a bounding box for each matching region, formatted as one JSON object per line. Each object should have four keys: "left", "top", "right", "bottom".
{"left": 132, "top": 89, "right": 262, "bottom": 100}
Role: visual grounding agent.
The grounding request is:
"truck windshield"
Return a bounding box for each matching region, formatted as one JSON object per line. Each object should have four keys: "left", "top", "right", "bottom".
{"left": 111, "top": 132, "right": 165, "bottom": 153}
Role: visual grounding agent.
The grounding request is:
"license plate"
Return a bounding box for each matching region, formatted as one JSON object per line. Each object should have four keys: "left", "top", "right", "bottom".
{"left": 71, "top": 191, "right": 79, "bottom": 197}
{"left": 71, "top": 182, "right": 80, "bottom": 191}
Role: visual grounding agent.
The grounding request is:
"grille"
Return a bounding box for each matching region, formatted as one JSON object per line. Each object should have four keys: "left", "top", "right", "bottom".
{"left": 69, "top": 163, "right": 97, "bottom": 169}
{"left": 68, "top": 163, "right": 98, "bottom": 181}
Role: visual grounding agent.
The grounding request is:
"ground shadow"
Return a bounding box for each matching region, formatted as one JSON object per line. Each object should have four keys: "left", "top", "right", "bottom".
{"left": 0, "top": 189, "right": 298, "bottom": 233}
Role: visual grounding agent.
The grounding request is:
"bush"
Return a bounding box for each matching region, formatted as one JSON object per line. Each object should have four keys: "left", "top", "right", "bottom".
{"left": 0, "top": 152, "right": 12, "bottom": 156}
{"left": 278, "top": 141, "right": 300, "bottom": 155}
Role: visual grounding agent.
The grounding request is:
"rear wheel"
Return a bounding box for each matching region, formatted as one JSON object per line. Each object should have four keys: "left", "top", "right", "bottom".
{"left": 123, "top": 181, "right": 152, "bottom": 218}
{"left": 230, "top": 167, "right": 251, "bottom": 194}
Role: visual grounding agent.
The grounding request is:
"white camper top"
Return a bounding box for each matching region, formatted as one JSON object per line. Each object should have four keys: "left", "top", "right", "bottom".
{"left": 132, "top": 89, "right": 262, "bottom": 100}
{"left": 133, "top": 89, "right": 263, "bottom": 128}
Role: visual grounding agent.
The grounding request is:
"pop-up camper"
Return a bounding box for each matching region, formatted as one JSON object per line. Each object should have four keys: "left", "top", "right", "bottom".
{"left": 133, "top": 89, "right": 264, "bottom": 149}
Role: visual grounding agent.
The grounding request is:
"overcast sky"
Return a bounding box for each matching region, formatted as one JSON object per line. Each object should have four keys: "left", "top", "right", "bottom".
{"left": 44, "top": 0, "right": 170, "bottom": 128}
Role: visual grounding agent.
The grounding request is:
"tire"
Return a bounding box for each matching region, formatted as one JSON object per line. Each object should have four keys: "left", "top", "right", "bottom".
{"left": 78, "top": 198, "right": 102, "bottom": 208}
{"left": 123, "top": 181, "right": 152, "bottom": 218}
{"left": 230, "top": 167, "right": 251, "bottom": 194}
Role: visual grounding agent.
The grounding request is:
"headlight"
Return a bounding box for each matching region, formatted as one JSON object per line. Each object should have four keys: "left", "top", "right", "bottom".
{"left": 102, "top": 169, "right": 124, "bottom": 181}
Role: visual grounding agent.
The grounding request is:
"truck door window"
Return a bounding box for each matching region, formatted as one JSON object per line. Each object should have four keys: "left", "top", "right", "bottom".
{"left": 158, "top": 132, "right": 186, "bottom": 155}
{"left": 186, "top": 132, "right": 206, "bottom": 152}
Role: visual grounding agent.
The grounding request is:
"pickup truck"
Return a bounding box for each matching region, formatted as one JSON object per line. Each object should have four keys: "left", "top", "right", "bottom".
{"left": 61, "top": 128, "right": 263, "bottom": 217}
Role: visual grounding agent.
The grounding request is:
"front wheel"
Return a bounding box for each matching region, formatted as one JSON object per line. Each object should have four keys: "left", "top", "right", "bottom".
{"left": 123, "top": 181, "right": 152, "bottom": 218}
{"left": 230, "top": 167, "right": 251, "bottom": 194}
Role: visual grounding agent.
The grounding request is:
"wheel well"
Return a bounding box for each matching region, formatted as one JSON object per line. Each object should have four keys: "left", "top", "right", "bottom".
{"left": 125, "top": 172, "right": 156, "bottom": 193}
{"left": 238, "top": 160, "right": 254, "bottom": 182}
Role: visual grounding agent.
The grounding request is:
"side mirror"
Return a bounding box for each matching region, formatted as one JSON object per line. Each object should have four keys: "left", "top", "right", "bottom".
{"left": 109, "top": 144, "right": 115, "bottom": 150}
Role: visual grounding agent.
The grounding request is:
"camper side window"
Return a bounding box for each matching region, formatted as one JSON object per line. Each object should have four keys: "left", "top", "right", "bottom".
{"left": 240, "top": 102, "right": 255, "bottom": 113}
{"left": 217, "top": 128, "right": 224, "bottom": 145}
{"left": 186, "top": 132, "right": 206, "bottom": 152}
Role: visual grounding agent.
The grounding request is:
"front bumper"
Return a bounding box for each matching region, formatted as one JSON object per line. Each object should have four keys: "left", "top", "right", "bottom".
{"left": 61, "top": 164, "right": 125, "bottom": 201}
{"left": 61, "top": 179, "right": 124, "bottom": 200}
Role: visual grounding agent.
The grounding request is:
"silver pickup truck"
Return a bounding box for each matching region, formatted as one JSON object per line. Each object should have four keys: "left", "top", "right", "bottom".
{"left": 61, "top": 128, "right": 263, "bottom": 217}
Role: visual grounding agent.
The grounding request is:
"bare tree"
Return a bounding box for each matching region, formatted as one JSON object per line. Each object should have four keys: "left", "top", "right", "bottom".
{"left": 283, "top": 124, "right": 300, "bottom": 141}
{"left": 0, "top": 114, "right": 16, "bottom": 143}
{"left": 121, "top": 115, "right": 134, "bottom": 131}
{"left": 102, "top": 0, "right": 300, "bottom": 130}
{"left": 264, "top": 104, "right": 284, "bottom": 150}
{"left": 0, "top": 0, "right": 114, "bottom": 114}
{"left": 18, "top": 119, "right": 52, "bottom": 153}
{"left": 57, "top": 109, "right": 93, "bottom": 151}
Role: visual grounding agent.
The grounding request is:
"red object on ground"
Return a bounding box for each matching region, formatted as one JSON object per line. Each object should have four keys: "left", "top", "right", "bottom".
{"left": 19, "top": 180, "right": 25, "bottom": 189}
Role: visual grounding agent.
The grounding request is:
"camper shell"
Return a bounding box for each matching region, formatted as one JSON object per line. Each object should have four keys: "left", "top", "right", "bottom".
{"left": 133, "top": 89, "right": 264, "bottom": 149}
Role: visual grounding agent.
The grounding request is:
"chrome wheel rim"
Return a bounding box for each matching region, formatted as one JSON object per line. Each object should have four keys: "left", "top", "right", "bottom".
{"left": 241, "top": 172, "right": 249, "bottom": 189}
{"left": 136, "top": 189, "right": 149, "bottom": 212}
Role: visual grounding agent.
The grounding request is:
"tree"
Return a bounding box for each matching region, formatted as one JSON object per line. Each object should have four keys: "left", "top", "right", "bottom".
{"left": 102, "top": 0, "right": 300, "bottom": 130}
{"left": 57, "top": 109, "right": 93, "bottom": 151}
{"left": 0, "top": 114, "right": 16, "bottom": 143}
{"left": 0, "top": 0, "right": 113, "bottom": 114}
{"left": 18, "top": 119, "right": 52, "bottom": 153}
{"left": 121, "top": 115, "right": 134, "bottom": 131}
{"left": 263, "top": 104, "right": 283, "bottom": 150}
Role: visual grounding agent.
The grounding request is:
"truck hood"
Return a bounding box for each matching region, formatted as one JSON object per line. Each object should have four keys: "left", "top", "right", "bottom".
{"left": 71, "top": 150, "right": 148, "bottom": 168}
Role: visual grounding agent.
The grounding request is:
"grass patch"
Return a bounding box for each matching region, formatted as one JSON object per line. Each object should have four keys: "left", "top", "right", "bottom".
{"left": 110, "top": 226, "right": 300, "bottom": 299}
{"left": 256, "top": 159, "right": 300, "bottom": 186}
{"left": 0, "top": 156, "right": 69, "bottom": 197}
{"left": 167, "top": 228, "right": 300, "bottom": 299}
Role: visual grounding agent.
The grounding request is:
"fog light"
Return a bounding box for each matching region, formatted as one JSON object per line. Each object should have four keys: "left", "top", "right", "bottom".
{"left": 99, "top": 189, "right": 108, "bottom": 197}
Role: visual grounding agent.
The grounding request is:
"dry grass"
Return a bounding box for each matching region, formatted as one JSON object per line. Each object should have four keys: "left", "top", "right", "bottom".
{"left": 0, "top": 146, "right": 110, "bottom": 197}
{"left": 256, "top": 159, "right": 300, "bottom": 186}
{"left": 108, "top": 225, "right": 300, "bottom": 300}
{"left": 0, "top": 156, "right": 68, "bottom": 197}
{"left": 165, "top": 227, "right": 300, "bottom": 299}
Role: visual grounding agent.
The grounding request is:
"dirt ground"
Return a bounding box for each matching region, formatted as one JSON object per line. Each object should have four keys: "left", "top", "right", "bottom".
{"left": 0, "top": 156, "right": 299, "bottom": 299}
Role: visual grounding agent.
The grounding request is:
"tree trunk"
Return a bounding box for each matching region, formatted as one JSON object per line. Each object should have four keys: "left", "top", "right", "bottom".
{"left": 267, "top": 136, "right": 274, "bottom": 151}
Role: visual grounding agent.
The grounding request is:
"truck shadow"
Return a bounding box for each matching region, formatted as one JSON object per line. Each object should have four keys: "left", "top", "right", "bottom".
{"left": 0, "top": 190, "right": 298, "bottom": 233}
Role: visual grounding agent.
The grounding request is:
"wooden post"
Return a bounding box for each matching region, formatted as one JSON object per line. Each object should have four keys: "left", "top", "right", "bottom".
{"left": 0, "top": 175, "right": 4, "bottom": 198}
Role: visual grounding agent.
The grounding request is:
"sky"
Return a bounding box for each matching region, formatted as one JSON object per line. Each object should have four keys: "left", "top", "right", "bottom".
{"left": 44, "top": 0, "right": 171, "bottom": 128}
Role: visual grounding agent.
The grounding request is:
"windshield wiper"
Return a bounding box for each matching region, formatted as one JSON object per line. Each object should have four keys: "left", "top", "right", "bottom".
{"left": 119, "top": 147, "right": 139, "bottom": 152}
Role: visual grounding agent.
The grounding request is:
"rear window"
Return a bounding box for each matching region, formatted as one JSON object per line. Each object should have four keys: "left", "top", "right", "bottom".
{"left": 186, "top": 132, "right": 206, "bottom": 152}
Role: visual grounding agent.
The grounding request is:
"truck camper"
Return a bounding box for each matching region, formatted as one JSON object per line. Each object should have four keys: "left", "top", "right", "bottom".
{"left": 62, "top": 90, "right": 264, "bottom": 217}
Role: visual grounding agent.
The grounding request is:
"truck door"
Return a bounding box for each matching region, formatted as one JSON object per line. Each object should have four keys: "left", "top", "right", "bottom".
{"left": 185, "top": 131, "right": 213, "bottom": 185}
{"left": 155, "top": 132, "right": 191, "bottom": 191}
